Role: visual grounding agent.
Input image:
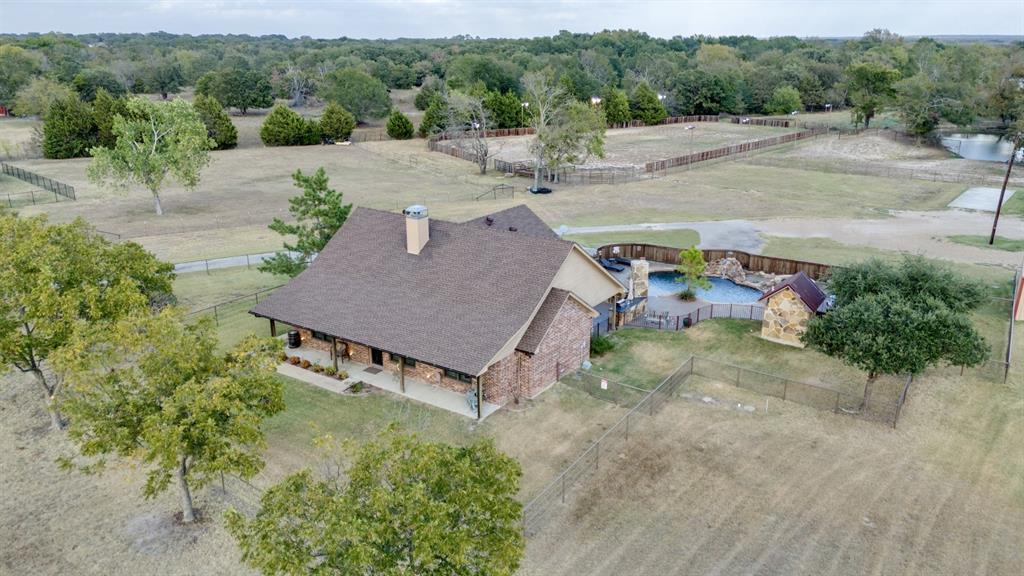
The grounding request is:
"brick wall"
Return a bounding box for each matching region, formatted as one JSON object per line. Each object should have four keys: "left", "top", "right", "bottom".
{"left": 527, "top": 296, "right": 593, "bottom": 396}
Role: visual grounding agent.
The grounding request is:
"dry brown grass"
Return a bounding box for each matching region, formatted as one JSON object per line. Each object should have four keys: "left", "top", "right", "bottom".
{"left": 520, "top": 364, "right": 1024, "bottom": 576}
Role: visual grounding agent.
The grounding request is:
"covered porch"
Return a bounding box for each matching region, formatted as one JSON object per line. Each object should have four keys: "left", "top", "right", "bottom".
{"left": 281, "top": 342, "right": 501, "bottom": 420}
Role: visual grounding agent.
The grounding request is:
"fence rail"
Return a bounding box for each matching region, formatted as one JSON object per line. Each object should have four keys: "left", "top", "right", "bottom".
{"left": 185, "top": 285, "right": 285, "bottom": 325}
{"left": 1, "top": 162, "right": 76, "bottom": 201}
{"left": 618, "top": 304, "right": 765, "bottom": 333}
{"left": 644, "top": 127, "right": 827, "bottom": 172}
{"left": 595, "top": 244, "right": 833, "bottom": 279}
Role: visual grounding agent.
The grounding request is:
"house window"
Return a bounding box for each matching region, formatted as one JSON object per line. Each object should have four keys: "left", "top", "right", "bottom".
{"left": 444, "top": 368, "right": 473, "bottom": 383}
{"left": 311, "top": 331, "right": 331, "bottom": 342}
{"left": 389, "top": 353, "right": 416, "bottom": 367}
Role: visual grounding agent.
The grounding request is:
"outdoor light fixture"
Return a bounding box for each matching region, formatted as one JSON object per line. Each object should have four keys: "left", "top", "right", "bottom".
{"left": 590, "top": 96, "right": 602, "bottom": 105}
{"left": 657, "top": 93, "right": 666, "bottom": 101}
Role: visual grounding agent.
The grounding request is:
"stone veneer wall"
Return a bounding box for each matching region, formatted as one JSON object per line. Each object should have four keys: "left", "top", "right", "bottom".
{"left": 526, "top": 295, "right": 593, "bottom": 397}
{"left": 760, "top": 287, "right": 811, "bottom": 348}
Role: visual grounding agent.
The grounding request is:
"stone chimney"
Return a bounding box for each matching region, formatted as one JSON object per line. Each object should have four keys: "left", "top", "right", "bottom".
{"left": 403, "top": 205, "right": 430, "bottom": 255}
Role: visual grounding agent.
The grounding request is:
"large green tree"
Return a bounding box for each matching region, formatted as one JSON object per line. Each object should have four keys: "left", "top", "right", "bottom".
{"left": 88, "top": 97, "right": 214, "bottom": 215}
{"left": 12, "top": 76, "right": 75, "bottom": 118}
{"left": 259, "top": 104, "right": 321, "bottom": 146}
{"left": 72, "top": 69, "right": 127, "bottom": 102}
{"left": 845, "top": 61, "right": 901, "bottom": 128}
{"left": 0, "top": 44, "right": 40, "bottom": 104}
{"left": 523, "top": 71, "right": 605, "bottom": 189}
{"left": 41, "top": 95, "right": 97, "bottom": 159}
{"left": 894, "top": 74, "right": 942, "bottom": 139}
{"left": 322, "top": 68, "right": 392, "bottom": 121}
{"left": 765, "top": 85, "right": 803, "bottom": 115}
{"left": 92, "top": 88, "right": 130, "bottom": 148}
{"left": 197, "top": 68, "right": 274, "bottom": 115}
{"left": 675, "top": 245, "right": 711, "bottom": 298}
{"left": 193, "top": 94, "right": 238, "bottom": 150}
{"left": 804, "top": 257, "right": 989, "bottom": 408}
{"left": 629, "top": 82, "right": 668, "bottom": 125}
{"left": 259, "top": 167, "right": 351, "bottom": 277}
{"left": 55, "top": 310, "right": 283, "bottom": 523}
{"left": 601, "top": 87, "right": 631, "bottom": 126}
{"left": 318, "top": 102, "right": 357, "bottom": 141}
{"left": 226, "top": 430, "right": 524, "bottom": 575}
{"left": 0, "top": 215, "right": 174, "bottom": 430}
{"left": 143, "top": 57, "right": 184, "bottom": 99}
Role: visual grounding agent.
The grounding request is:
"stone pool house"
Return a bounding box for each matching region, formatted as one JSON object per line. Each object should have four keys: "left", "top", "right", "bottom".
{"left": 758, "top": 271, "right": 828, "bottom": 348}
{"left": 250, "top": 204, "right": 625, "bottom": 418}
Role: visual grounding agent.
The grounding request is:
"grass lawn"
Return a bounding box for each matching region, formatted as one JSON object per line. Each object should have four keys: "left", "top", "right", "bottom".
{"left": 948, "top": 234, "right": 1024, "bottom": 252}
{"left": 564, "top": 228, "right": 700, "bottom": 249}
{"left": 173, "top": 266, "right": 287, "bottom": 311}
{"left": 1000, "top": 191, "right": 1024, "bottom": 216}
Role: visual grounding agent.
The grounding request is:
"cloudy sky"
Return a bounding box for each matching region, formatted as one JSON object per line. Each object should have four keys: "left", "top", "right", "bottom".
{"left": 1, "top": 0, "right": 1021, "bottom": 39}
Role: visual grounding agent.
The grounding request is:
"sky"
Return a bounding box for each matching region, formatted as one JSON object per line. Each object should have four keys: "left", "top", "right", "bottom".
{"left": 1, "top": 0, "right": 1022, "bottom": 40}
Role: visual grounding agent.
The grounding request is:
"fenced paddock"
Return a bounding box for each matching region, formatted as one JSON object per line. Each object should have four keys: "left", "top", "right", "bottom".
{"left": 522, "top": 354, "right": 911, "bottom": 536}
{"left": 1, "top": 161, "right": 76, "bottom": 201}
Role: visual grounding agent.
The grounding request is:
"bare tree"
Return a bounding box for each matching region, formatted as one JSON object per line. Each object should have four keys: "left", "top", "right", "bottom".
{"left": 284, "top": 65, "right": 314, "bottom": 107}
{"left": 521, "top": 72, "right": 568, "bottom": 189}
{"left": 443, "top": 91, "right": 498, "bottom": 175}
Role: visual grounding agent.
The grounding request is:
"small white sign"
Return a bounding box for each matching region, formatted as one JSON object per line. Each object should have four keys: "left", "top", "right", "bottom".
{"left": 600, "top": 379, "right": 608, "bottom": 390}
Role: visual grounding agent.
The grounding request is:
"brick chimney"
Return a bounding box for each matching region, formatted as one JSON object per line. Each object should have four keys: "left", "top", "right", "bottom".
{"left": 403, "top": 205, "right": 429, "bottom": 255}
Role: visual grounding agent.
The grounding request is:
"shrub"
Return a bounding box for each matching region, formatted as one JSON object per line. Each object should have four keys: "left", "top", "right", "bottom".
{"left": 337, "top": 370, "right": 349, "bottom": 380}
{"left": 311, "top": 363, "right": 323, "bottom": 373}
{"left": 289, "top": 356, "right": 301, "bottom": 365}
{"left": 319, "top": 102, "right": 356, "bottom": 141}
{"left": 323, "top": 366, "right": 337, "bottom": 376}
{"left": 590, "top": 334, "right": 615, "bottom": 356}
{"left": 278, "top": 352, "right": 288, "bottom": 362}
{"left": 260, "top": 104, "right": 321, "bottom": 146}
{"left": 348, "top": 381, "right": 365, "bottom": 393}
{"left": 193, "top": 94, "right": 238, "bottom": 150}
{"left": 300, "top": 359, "right": 311, "bottom": 369}
{"left": 42, "top": 95, "right": 97, "bottom": 159}
{"left": 678, "top": 288, "right": 697, "bottom": 301}
{"left": 386, "top": 110, "right": 415, "bottom": 139}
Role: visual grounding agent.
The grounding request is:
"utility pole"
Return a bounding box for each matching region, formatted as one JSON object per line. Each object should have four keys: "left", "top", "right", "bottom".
{"left": 990, "top": 138, "right": 1020, "bottom": 245}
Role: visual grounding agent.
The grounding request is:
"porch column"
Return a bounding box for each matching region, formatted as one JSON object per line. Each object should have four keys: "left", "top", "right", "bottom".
{"left": 398, "top": 356, "right": 405, "bottom": 393}
{"left": 269, "top": 319, "right": 277, "bottom": 337}
{"left": 475, "top": 376, "right": 482, "bottom": 420}
{"left": 330, "top": 337, "right": 338, "bottom": 371}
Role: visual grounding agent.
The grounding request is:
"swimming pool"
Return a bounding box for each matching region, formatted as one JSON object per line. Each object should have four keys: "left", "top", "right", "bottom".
{"left": 647, "top": 272, "right": 763, "bottom": 303}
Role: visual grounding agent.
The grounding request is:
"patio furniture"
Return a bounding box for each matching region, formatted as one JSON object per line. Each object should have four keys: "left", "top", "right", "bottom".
{"left": 599, "top": 258, "right": 625, "bottom": 272}
{"left": 466, "top": 389, "right": 478, "bottom": 413}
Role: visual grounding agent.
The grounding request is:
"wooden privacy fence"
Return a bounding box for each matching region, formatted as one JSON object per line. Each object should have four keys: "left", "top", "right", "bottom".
{"left": 1, "top": 161, "right": 76, "bottom": 201}
{"left": 644, "top": 127, "right": 826, "bottom": 172}
{"left": 729, "top": 116, "right": 792, "bottom": 127}
{"left": 596, "top": 244, "right": 832, "bottom": 279}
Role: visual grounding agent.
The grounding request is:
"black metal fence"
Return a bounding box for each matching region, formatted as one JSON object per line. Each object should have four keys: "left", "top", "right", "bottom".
{"left": 1, "top": 162, "right": 76, "bottom": 201}
{"left": 619, "top": 304, "right": 765, "bottom": 332}
{"left": 521, "top": 357, "right": 695, "bottom": 535}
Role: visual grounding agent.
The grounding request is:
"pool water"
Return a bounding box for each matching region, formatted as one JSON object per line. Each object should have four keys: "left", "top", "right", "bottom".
{"left": 647, "top": 272, "right": 763, "bottom": 303}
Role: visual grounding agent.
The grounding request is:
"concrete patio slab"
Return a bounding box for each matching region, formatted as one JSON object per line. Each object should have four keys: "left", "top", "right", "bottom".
{"left": 947, "top": 187, "right": 1016, "bottom": 212}
{"left": 280, "top": 345, "right": 500, "bottom": 420}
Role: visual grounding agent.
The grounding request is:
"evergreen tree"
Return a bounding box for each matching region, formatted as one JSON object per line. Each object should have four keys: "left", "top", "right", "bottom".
{"left": 42, "top": 95, "right": 97, "bottom": 159}
{"left": 385, "top": 110, "right": 415, "bottom": 139}
{"left": 418, "top": 96, "right": 447, "bottom": 137}
{"left": 92, "top": 88, "right": 129, "bottom": 149}
{"left": 629, "top": 82, "right": 668, "bottom": 125}
{"left": 322, "top": 68, "right": 392, "bottom": 121}
{"left": 484, "top": 90, "right": 524, "bottom": 129}
{"left": 193, "top": 94, "right": 238, "bottom": 149}
{"left": 601, "top": 87, "right": 631, "bottom": 126}
{"left": 72, "top": 69, "right": 126, "bottom": 102}
{"left": 319, "top": 102, "right": 357, "bottom": 141}
{"left": 260, "top": 104, "right": 320, "bottom": 146}
{"left": 259, "top": 167, "right": 351, "bottom": 277}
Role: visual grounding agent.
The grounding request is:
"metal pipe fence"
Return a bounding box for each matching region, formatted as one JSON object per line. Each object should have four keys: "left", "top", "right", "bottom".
{"left": 1, "top": 162, "right": 76, "bottom": 201}
{"left": 185, "top": 285, "right": 285, "bottom": 325}
{"left": 618, "top": 304, "right": 765, "bottom": 333}
{"left": 521, "top": 356, "right": 694, "bottom": 535}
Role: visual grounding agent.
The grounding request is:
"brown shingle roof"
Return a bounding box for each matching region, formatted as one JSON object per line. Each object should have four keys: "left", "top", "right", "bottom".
{"left": 251, "top": 207, "right": 575, "bottom": 376}
{"left": 758, "top": 271, "right": 827, "bottom": 312}
{"left": 465, "top": 205, "right": 557, "bottom": 238}
{"left": 515, "top": 288, "right": 570, "bottom": 354}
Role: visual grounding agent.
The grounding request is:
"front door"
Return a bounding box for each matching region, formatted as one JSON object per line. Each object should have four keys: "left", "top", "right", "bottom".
{"left": 371, "top": 348, "right": 384, "bottom": 366}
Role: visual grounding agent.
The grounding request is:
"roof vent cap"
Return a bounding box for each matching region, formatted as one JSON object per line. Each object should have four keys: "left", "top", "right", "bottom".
{"left": 508, "top": 226, "right": 518, "bottom": 232}
{"left": 403, "top": 205, "right": 429, "bottom": 219}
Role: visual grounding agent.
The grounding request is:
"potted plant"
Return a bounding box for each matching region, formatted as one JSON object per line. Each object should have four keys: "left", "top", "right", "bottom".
{"left": 289, "top": 356, "right": 301, "bottom": 365}
{"left": 300, "top": 359, "right": 311, "bottom": 369}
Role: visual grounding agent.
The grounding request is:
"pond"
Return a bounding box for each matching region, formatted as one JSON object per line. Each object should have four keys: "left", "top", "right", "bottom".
{"left": 648, "top": 272, "right": 763, "bottom": 303}
{"left": 940, "top": 133, "right": 1023, "bottom": 163}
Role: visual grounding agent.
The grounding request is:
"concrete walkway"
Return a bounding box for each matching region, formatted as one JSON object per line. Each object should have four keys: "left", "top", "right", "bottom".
{"left": 279, "top": 348, "right": 500, "bottom": 420}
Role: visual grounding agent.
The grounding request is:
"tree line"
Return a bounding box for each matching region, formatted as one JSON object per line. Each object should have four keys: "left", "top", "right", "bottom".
{"left": 2, "top": 29, "right": 1021, "bottom": 126}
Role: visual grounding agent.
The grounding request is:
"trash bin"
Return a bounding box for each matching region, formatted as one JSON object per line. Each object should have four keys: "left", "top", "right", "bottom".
{"left": 287, "top": 330, "right": 301, "bottom": 348}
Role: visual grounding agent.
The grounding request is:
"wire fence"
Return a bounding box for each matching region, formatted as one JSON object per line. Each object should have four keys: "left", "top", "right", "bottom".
{"left": 173, "top": 251, "right": 305, "bottom": 274}
{"left": 523, "top": 354, "right": 911, "bottom": 535}
{"left": 1, "top": 161, "right": 76, "bottom": 201}
{"left": 185, "top": 285, "right": 285, "bottom": 325}
{"left": 522, "top": 356, "right": 694, "bottom": 535}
